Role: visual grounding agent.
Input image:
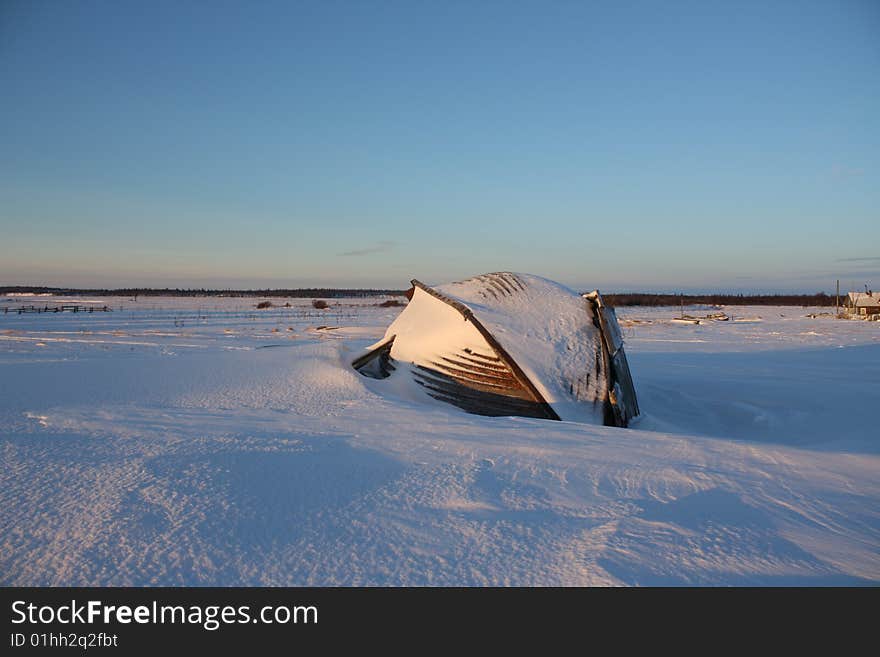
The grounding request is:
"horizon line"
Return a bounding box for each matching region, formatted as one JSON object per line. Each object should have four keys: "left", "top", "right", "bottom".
{"left": 0, "top": 284, "right": 852, "bottom": 297}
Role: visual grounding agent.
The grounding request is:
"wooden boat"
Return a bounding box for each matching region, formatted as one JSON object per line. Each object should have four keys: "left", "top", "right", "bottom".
{"left": 352, "top": 273, "right": 639, "bottom": 427}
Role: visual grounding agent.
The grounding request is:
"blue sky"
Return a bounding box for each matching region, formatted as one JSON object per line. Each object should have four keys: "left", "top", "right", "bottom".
{"left": 2, "top": 0, "right": 878, "bottom": 292}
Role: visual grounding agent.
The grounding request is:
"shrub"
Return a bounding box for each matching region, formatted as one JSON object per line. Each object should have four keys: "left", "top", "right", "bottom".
{"left": 256, "top": 301, "right": 273, "bottom": 309}
{"left": 378, "top": 299, "right": 404, "bottom": 307}
{"left": 312, "top": 299, "right": 329, "bottom": 309}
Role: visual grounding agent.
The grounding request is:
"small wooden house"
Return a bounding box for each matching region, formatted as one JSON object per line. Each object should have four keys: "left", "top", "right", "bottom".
{"left": 352, "top": 272, "right": 639, "bottom": 427}
{"left": 846, "top": 292, "right": 880, "bottom": 318}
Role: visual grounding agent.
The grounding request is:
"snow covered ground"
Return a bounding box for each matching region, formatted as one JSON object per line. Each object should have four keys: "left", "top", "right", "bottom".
{"left": 1, "top": 296, "right": 878, "bottom": 585}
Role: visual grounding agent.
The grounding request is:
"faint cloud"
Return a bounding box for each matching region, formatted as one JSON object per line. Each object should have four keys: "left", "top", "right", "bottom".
{"left": 830, "top": 164, "right": 865, "bottom": 178}
{"left": 338, "top": 240, "right": 396, "bottom": 257}
{"left": 836, "top": 256, "right": 880, "bottom": 263}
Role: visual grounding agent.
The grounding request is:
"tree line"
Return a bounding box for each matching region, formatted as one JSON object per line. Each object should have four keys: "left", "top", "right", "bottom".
{"left": 0, "top": 286, "right": 407, "bottom": 298}
{"left": 600, "top": 292, "right": 837, "bottom": 307}
{"left": 1, "top": 286, "right": 840, "bottom": 306}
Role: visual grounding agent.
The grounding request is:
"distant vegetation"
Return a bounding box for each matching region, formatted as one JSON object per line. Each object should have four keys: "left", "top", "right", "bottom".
{"left": 0, "top": 286, "right": 840, "bottom": 307}
{"left": 0, "top": 286, "right": 406, "bottom": 298}
{"left": 311, "top": 299, "right": 330, "bottom": 309}
{"left": 601, "top": 292, "right": 838, "bottom": 307}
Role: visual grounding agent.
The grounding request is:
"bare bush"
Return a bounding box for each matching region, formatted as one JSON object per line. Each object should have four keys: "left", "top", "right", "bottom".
{"left": 312, "top": 299, "right": 329, "bottom": 309}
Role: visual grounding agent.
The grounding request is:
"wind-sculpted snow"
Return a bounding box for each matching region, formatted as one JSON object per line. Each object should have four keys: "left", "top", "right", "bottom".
{"left": 1, "top": 296, "right": 878, "bottom": 585}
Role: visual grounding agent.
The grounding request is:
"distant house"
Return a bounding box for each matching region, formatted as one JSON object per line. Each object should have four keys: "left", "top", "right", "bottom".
{"left": 846, "top": 291, "right": 880, "bottom": 318}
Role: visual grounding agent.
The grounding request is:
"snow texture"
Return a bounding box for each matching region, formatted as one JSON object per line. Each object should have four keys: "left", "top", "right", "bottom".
{"left": 1, "top": 295, "right": 878, "bottom": 585}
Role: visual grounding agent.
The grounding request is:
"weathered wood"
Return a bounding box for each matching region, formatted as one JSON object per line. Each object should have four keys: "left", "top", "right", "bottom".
{"left": 351, "top": 335, "right": 396, "bottom": 379}
{"left": 436, "top": 355, "right": 512, "bottom": 376}
{"left": 415, "top": 364, "right": 533, "bottom": 399}
{"left": 427, "top": 360, "right": 520, "bottom": 387}
{"left": 410, "top": 279, "right": 561, "bottom": 421}
{"left": 461, "top": 348, "right": 501, "bottom": 363}
{"left": 584, "top": 291, "right": 640, "bottom": 426}
{"left": 413, "top": 370, "right": 558, "bottom": 419}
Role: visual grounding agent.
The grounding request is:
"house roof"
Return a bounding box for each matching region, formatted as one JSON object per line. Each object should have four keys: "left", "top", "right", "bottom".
{"left": 848, "top": 292, "right": 880, "bottom": 308}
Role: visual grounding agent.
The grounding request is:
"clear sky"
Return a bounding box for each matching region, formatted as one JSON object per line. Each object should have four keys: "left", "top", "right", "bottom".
{"left": 2, "top": 0, "right": 878, "bottom": 292}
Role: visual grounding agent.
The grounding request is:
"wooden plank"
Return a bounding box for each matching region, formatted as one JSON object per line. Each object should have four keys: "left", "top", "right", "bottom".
{"left": 437, "top": 355, "right": 512, "bottom": 376}
{"left": 584, "top": 291, "right": 640, "bottom": 427}
{"left": 351, "top": 335, "right": 396, "bottom": 379}
{"left": 427, "top": 360, "right": 521, "bottom": 387}
{"left": 414, "top": 374, "right": 558, "bottom": 419}
{"left": 414, "top": 366, "right": 533, "bottom": 399}
{"left": 410, "top": 280, "right": 561, "bottom": 421}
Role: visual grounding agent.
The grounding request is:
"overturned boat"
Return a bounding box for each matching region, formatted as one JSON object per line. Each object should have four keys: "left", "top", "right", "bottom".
{"left": 352, "top": 273, "right": 639, "bottom": 427}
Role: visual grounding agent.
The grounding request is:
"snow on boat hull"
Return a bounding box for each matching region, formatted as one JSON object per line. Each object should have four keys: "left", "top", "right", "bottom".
{"left": 353, "top": 273, "right": 639, "bottom": 427}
